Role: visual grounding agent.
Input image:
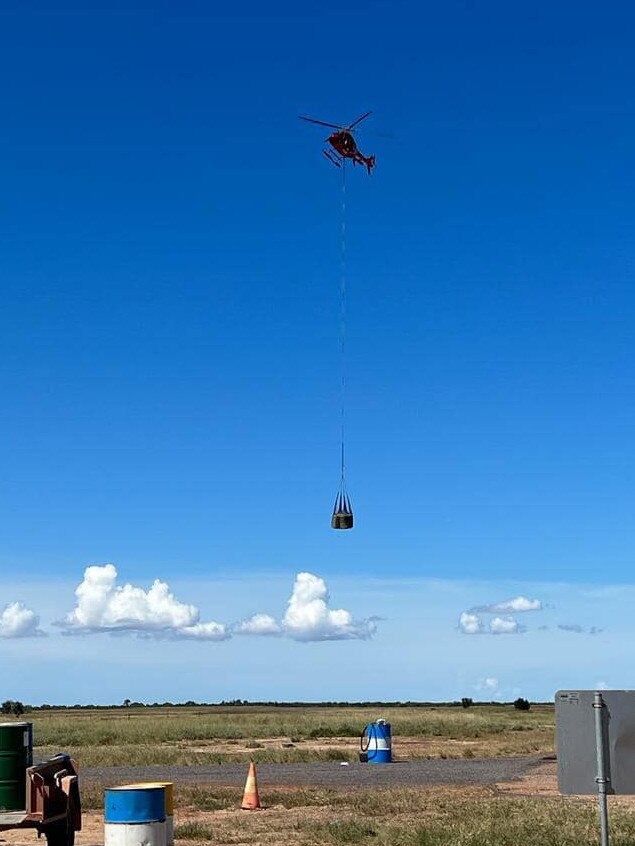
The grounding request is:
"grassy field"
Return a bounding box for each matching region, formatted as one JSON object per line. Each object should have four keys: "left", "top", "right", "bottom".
{"left": 77, "top": 782, "right": 635, "bottom": 846}
{"left": 28, "top": 704, "right": 556, "bottom": 767}
{"left": 171, "top": 787, "right": 635, "bottom": 846}
{"left": 12, "top": 705, "right": 625, "bottom": 846}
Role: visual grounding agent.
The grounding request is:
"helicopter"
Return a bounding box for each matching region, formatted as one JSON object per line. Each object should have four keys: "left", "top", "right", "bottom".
{"left": 299, "top": 111, "right": 376, "bottom": 173}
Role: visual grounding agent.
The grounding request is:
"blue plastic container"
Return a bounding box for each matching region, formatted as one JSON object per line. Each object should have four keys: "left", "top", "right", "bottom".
{"left": 105, "top": 786, "right": 166, "bottom": 824}
{"left": 365, "top": 720, "right": 392, "bottom": 764}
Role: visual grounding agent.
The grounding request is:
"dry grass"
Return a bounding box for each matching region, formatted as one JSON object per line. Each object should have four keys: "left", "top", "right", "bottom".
{"left": 28, "top": 704, "right": 555, "bottom": 767}
{"left": 28, "top": 707, "right": 622, "bottom": 846}
{"left": 6, "top": 788, "right": 633, "bottom": 846}
{"left": 167, "top": 786, "right": 635, "bottom": 846}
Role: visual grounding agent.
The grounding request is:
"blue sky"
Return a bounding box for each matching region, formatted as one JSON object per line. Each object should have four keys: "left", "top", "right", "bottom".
{"left": 2, "top": 0, "right": 635, "bottom": 703}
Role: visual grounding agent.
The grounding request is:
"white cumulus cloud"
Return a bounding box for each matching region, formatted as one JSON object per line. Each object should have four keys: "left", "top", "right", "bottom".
{"left": 60, "top": 566, "right": 375, "bottom": 645}
{"left": 235, "top": 614, "right": 282, "bottom": 636}
{"left": 0, "top": 602, "right": 44, "bottom": 638}
{"left": 458, "top": 611, "right": 482, "bottom": 634}
{"left": 460, "top": 593, "right": 542, "bottom": 635}
{"left": 283, "top": 572, "right": 376, "bottom": 641}
{"left": 235, "top": 572, "right": 377, "bottom": 642}
{"left": 489, "top": 616, "right": 519, "bottom": 635}
{"left": 484, "top": 596, "right": 542, "bottom": 613}
{"left": 470, "top": 596, "right": 543, "bottom": 614}
{"left": 174, "top": 621, "right": 229, "bottom": 641}
{"left": 60, "top": 564, "right": 228, "bottom": 640}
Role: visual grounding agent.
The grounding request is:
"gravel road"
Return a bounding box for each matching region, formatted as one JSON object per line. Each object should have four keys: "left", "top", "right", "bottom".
{"left": 82, "top": 756, "right": 543, "bottom": 789}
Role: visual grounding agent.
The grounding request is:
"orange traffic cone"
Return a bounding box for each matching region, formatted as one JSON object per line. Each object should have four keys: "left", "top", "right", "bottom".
{"left": 241, "top": 761, "right": 261, "bottom": 810}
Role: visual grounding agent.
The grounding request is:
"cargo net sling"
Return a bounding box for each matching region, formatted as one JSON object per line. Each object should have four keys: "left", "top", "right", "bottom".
{"left": 331, "top": 160, "right": 354, "bottom": 530}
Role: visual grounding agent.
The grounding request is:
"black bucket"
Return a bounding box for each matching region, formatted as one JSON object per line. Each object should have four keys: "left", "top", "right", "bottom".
{"left": 331, "top": 490, "right": 353, "bottom": 530}
{"left": 332, "top": 511, "right": 354, "bottom": 529}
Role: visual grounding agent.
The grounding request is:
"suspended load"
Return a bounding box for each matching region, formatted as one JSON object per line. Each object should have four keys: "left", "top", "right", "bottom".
{"left": 299, "top": 110, "right": 374, "bottom": 531}
{"left": 331, "top": 488, "right": 354, "bottom": 530}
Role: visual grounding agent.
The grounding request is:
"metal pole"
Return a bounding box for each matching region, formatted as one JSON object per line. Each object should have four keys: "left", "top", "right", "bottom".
{"left": 593, "top": 691, "right": 610, "bottom": 846}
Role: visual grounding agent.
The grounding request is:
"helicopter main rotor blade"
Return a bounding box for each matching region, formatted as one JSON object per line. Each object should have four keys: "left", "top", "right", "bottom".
{"left": 347, "top": 111, "right": 373, "bottom": 130}
{"left": 299, "top": 115, "right": 343, "bottom": 130}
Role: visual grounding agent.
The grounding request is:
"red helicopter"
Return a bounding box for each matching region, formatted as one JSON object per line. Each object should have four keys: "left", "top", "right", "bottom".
{"left": 299, "top": 111, "right": 376, "bottom": 173}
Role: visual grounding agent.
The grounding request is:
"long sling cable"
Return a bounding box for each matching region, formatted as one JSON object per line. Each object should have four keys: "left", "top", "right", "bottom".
{"left": 331, "top": 159, "right": 353, "bottom": 528}
{"left": 340, "top": 159, "right": 347, "bottom": 490}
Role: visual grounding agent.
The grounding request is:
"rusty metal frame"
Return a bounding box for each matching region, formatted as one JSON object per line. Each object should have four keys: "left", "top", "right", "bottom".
{"left": 0, "top": 755, "right": 81, "bottom": 834}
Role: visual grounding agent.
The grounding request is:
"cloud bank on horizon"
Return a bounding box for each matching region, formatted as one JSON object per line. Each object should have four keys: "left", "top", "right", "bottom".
{"left": 239, "top": 571, "right": 377, "bottom": 641}
{"left": 60, "top": 564, "right": 229, "bottom": 640}
{"left": 458, "top": 593, "right": 600, "bottom": 636}
{"left": 458, "top": 610, "right": 522, "bottom": 635}
{"left": 0, "top": 572, "right": 603, "bottom": 647}
{"left": 473, "top": 596, "right": 543, "bottom": 614}
{"left": 0, "top": 571, "right": 619, "bottom": 704}
{"left": 457, "top": 595, "right": 541, "bottom": 635}
{"left": 54, "top": 565, "right": 376, "bottom": 643}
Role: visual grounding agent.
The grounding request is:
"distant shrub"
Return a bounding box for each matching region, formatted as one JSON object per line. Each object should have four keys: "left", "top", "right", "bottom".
{"left": 513, "top": 697, "right": 531, "bottom": 711}
{"left": 461, "top": 697, "right": 473, "bottom": 708}
{"left": 1, "top": 700, "right": 25, "bottom": 716}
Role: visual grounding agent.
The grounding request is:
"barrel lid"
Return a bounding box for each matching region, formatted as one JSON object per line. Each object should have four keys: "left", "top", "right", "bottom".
{"left": 107, "top": 784, "right": 165, "bottom": 791}
{"left": 119, "top": 782, "right": 172, "bottom": 788}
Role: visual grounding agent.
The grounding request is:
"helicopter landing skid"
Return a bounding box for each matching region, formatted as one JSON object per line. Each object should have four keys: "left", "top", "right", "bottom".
{"left": 322, "top": 149, "right": 343, "bottom": 168}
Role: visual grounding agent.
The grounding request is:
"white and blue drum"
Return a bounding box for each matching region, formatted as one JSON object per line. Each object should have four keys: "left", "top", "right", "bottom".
{"left": 104, "top": 785, "right": 167, "bottom": 846}
{"left": 364, "top": 720, "right": 392, "bottom": 764}
{"left": 120, "top": 782, "right": 174, "bottom": 846}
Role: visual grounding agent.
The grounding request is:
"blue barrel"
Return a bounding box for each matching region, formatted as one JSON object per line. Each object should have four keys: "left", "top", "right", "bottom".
{"left": 105, "top": 786, "right": 166, "bottom": 823}
{"left": 364, "top": 720, "right": 392, "bottom": 764}
{"left": 119, "top": 783, "right": 174, "bottom": 846}
{"left": 105, "top": 786, "right": 167, "bottom": 846}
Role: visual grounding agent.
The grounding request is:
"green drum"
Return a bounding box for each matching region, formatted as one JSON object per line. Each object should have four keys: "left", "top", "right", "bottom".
{"left": 0, "top": 722, "right": 33, "bottom": 812}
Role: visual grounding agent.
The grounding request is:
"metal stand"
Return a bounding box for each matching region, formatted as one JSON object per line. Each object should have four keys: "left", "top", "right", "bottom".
{"left": 593, "top": 692, "right": 610, "bottom": 846}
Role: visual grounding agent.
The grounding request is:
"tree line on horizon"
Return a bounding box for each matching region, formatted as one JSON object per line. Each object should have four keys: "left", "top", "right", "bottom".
{"left": 2, "top": 697, "right": 541, "bottom": 712}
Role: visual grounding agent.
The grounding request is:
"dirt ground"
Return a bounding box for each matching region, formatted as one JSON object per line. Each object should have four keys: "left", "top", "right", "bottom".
{"left": 11, "top": 759, "right": 635, "bottom": 846}
{"left": 183, "top": 731, "right": 549, "bottom": 760}
{"left": 496, "top": 758, "right": 559, "bottom": 797}
{"left": 0, "top": 761, "right": 567, "bottom": 846}
{"left": 187, "top": 736, "right": 479, "bottom": 756}
{"left": 496, "top": 757, "right": 635, "bottom": 813}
